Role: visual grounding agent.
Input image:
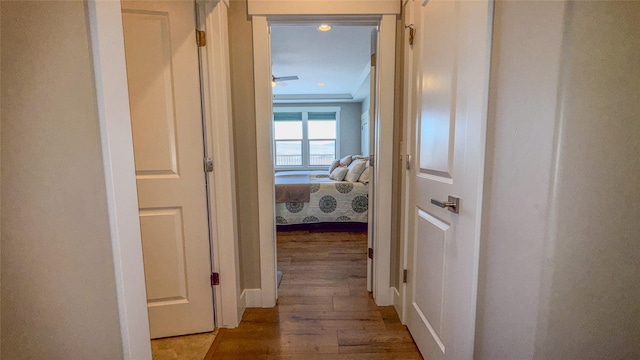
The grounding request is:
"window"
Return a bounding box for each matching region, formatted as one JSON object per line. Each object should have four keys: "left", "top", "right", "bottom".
{"left": 273, "top": 107, "right": 339, "bottom": 168}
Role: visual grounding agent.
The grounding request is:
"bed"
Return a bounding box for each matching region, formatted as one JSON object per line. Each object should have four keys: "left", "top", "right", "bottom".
{"left": 274, "top": 170, "right": 369, "bottom": 225}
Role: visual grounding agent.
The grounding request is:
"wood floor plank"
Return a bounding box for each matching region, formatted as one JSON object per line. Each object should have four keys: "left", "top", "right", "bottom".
{"left": 337, "top": 329, "right": 420, "bottom": 354}
{"left": 205, "top": 229, "right": 423, "bottom": 359}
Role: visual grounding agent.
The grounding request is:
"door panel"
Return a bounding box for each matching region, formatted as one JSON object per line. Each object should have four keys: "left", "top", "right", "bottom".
{"left": 125, "top": 11, "right": 179, "bottom": 178}
{"left": 417, "top": 0, "right": 456, "bottom": 177}
{"left": 139, "top": 208, "right": 187, "bottom": 303}
{"left": 122, "top": 0, "right": 214, "bottom": 339}
{"left": 406, "top": 0, "right": 492, "bottom": 359}
{"left": 414, "top": 209, "right": 448, "bottom": 352}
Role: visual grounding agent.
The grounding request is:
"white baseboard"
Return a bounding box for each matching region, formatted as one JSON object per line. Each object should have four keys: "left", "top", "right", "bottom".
{"left": 389, "top": 286, "right": 397, "bottom": 305}
{"left": 392, "top": 286, "right": 405, "bottom": 324}
{"left": 241, "top": 288, "right": 262, "bottom": 308}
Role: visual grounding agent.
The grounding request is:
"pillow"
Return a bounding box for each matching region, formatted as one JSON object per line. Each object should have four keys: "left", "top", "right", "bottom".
{"left": 339, "top": 155, "right": 352, "bottom": 167}
{"left": 344, "top": 160, "right": 367, "bottom": 182}
{"left": 329, "top": 159, "right": 340, "bottom": 174}
{"left": 358, "top": 166, "right": 371, "bottom": 184}
{"left": 329, "top": 166, "right": 348, "bottom": 181}
{"left": 352, "top": 155, "right": 368, "bottom": 161}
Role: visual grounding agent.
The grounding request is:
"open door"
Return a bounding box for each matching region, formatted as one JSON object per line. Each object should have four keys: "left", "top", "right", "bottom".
{"left": 366, "top": 31, "right": 377, "bottom": 292}
{"left": 405, "top": 0, "right": 492, "bottom": 358}
{"left": 122, "top": 0, "right": 214, "bottom": 339}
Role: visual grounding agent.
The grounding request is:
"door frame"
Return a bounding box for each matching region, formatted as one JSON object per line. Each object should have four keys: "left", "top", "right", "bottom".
{"left": 396, "top": 0, "right": 417, "bottom": 323}
{"left": 87, "top": 0, "right": 240, "bottom": 358}
{"left": 249, "top": 0, "right": 400, "bottom": 307}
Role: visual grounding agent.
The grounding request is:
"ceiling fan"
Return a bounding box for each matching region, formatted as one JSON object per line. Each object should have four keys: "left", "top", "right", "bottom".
{"left": 272, "top": 75, "right": 299, "bottom": 85}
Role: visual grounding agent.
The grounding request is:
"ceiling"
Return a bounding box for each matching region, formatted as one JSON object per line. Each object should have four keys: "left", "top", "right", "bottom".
{"left": 270, "top": 24, "right": 375, "bottom": 103}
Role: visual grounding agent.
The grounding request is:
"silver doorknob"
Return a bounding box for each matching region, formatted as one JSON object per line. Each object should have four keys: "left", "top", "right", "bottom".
{"left": 430, "top": 196, "right": 460, "bottom": 214}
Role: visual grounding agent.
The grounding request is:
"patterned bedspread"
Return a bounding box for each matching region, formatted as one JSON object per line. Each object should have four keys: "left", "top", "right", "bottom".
{"left": 274, "top": 172, "right": 368, "bottom": 225}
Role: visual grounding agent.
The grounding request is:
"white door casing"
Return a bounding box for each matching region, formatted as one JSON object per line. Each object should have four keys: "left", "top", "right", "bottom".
{"left": 367, "top": 41, "right": 376, "bottom": 293}
{"left": 397, "top": 0, "right": 417, "bottom": 323}
{"left": 122, "top": 0, "right": 214, "bottom": 338}
{"left": 250, "top": 1, "right": 400, "bottom": 307}
{"left": 196, "top": 0, "right": 243, "bottom": 329}
{"left": 405, "top": 0, "right": 493, "bottom": 359}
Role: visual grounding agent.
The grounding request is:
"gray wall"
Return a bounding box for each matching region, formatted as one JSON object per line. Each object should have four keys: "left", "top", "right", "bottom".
{"left": 474, "top": 1, "right": 564, "bottom": 357}
{"left": 228, "top": 0, "right": 260, "bottom": 290}
{"left": 361, "top": 91, "right": 370, "bottom": 116}
{"left": 275, "top": 102, "right": 362, "bottom": 159}
{"left": 390, "top": 16, "right": 405, "bottom": 291}
{"left": 1, "top": 2, "right": 123, "bottom": 358}
{"left": 476, "top": 1, "right": 640, "bottom": 358}
{"left": 536, "top": 2, "right": 640, "bottom": 358}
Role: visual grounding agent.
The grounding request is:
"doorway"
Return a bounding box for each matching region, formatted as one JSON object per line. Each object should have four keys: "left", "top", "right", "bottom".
{"left": 269, "top": 23, "right": 375, "bottom": 296}
{"left": 88, "top": 0, "right": 239, "bottom": 357}
{"left": 251, "top": 8, "right": 398, "bottom": 307}
{"left": 120, "top": 0, "right": 216, "bottom": 340}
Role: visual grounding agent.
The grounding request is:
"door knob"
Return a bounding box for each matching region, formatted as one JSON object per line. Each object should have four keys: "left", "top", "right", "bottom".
{"left": 430, "top": 196, "right": 460, "bottom": 214}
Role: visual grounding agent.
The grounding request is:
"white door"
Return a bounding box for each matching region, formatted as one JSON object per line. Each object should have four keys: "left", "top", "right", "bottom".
{"left": 406, "top": 0, "right": 492, "bottom": 359}
{"left": 367, "top": 44, "right": 377, "bottom": 293}
{"left": 122, "top": 0, "right": 214, "bottom": 339}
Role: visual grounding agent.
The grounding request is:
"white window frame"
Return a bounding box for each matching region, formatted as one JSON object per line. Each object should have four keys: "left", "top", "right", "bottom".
{"left": 273, "top": 106, "right": 341, "bottom": 170}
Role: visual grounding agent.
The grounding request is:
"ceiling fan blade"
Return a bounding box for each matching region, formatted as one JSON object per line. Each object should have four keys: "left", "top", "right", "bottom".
{"left": 273, "top": 75, "right": 299, "bottom": 82}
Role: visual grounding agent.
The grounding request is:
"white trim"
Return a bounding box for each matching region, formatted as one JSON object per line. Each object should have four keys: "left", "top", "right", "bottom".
{"left": 198, "top": 0, "right": 242, "bottom": 328}
{"left": 393, "top": 286, "right": 402, "bottom": 318}
{"left": 237, "top": 285, "right": 247, "bottom": 323}
{"left": 391, "top": 287, "right": 399, "bottom": 305}
{"left": 252, "top": 16, "right": 278, "bottom": 308}
{"left": 247, "top": 0, "right": 400, "bottom": 16}
{"left": 398, "top": 0, "right": 417, "bottom": 325}
{"left": 252, "top": 11, "right": 397, "bottom": 309}
{"left": 241, "top": 289, "right": 264, "bottom": 308}
{"left": 87, "top": 1, "right": 152, "bottom": 358}
{"left": 371, "top": 14, "right": 396, "bottom": 306}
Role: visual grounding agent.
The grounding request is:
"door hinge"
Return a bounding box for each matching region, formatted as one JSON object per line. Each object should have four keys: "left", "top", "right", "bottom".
{"left": 369, "top": 154, "right": 375, "bottom": 168}
{"left": 204, "top": 157, "right": 214, "bottom": 173}
{"left": 371, "top": 53, "right": 377, "bottom": 67}
{"left": 211, "top": 272, "right": 220, "bottom": 286}
{"left": 405, "top": 154, "right": 412, "bottom": 170}
{"left": 368, "top": 248, "right": 374, "bottom": 259}
{"left": 403, "top": 269, "right": 408, "bottom": 283}
{"left": 196, "top": 30, "right": 206, "bottom": 47}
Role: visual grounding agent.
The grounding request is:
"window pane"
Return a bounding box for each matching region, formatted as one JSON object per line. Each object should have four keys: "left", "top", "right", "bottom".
{"left": 274, "top": 121, "right": 302, "bottom": 140}
{"left": 309, "top": 140, "right": 335, "bottom": 166}
{"left": 308, "top": 120, "right": 336, "bottom": 140}
{"left": 275, "top": 141, "right": 302, "bottom": 166}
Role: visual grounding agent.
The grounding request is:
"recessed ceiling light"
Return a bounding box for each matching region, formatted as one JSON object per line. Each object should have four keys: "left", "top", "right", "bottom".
{"left": 318, "top": 82, "right": 325, "bottom": 86}
{"left": 317, "top": 24, "right": 332, "bottom": 32}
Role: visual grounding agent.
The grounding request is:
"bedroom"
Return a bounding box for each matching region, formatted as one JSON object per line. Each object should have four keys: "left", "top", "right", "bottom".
{"left": 269, "top": 23, "right": 376, "bottom": 290}
{"left": 271, "top": 23, "right": 374, "bottom": 227}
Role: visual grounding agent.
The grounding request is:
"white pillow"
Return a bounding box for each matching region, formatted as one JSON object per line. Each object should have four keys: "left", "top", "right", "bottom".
{"left": 329, "top": 166, "right": 348, "bottom": 181}
{"left": 345, "top": 160, "right": 367, "bottom": 182}
{"left": 358, "top": 166, "right": 371, "bottom": 184}
{"left": 329, "top": 159, "right": 340, "bottom": 174}
{"left": 339, "top": 155, "right": 352, "bottom": 167}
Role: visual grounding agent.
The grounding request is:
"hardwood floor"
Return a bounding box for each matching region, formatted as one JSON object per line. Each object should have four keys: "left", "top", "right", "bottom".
{"left": 204, "top": 229, "right": 422, "bottom": 359}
